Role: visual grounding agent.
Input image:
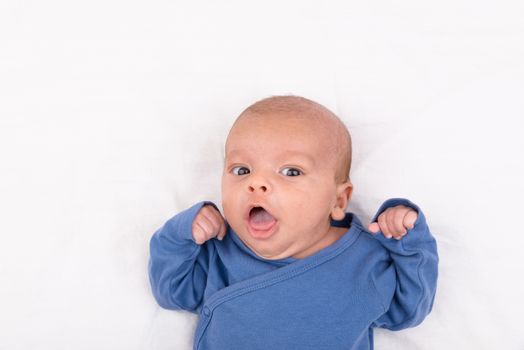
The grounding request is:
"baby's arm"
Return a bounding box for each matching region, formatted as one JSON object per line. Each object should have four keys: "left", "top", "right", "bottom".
{"left": 370, "top": 199, "right": 438, "bottom": 330}
{"left": 148, "top": 202, "right": 219, "bottom": 312}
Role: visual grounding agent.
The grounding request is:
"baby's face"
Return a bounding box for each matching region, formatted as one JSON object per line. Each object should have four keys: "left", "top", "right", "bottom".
{"left": 221, "top": 112, "right": 351, "bottom": 260}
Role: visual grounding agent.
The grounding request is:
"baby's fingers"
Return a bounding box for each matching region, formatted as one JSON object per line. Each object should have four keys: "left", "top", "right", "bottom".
{"left": 208, "top": 205, "right": 227, "bottom": 240}
{"left": 192, "top": 205, "right": 227, "bottom": 244}
{"left": 403, "top": 210, "right": 417, "bottom": 230}
{"left": 367, "top": 222, "right": 380, "bottom": 234}
{"left": 192, "top": 213, "right": 215, "bottom": 244}
{"left": 377, "top": 210, "right": 393, "bottom": 238}
{"left": 192, "top": 222, "right": 207, "bottom": 245}
{"left": 369, "top": 206, "right": 418, "bottom": 240}
{"left": 387, "top": 207, "right": 408, "bottom": 238}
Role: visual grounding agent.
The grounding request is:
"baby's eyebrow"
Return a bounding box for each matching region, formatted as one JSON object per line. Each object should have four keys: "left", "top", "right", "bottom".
{"left": 224, "top": 149, "right": 246, "bottom": 159}
{"left": 224, "top": 150, "right": 248, "bottom": 164}
{"left": 277, "top": 151, "right": 316, "bottom": 165}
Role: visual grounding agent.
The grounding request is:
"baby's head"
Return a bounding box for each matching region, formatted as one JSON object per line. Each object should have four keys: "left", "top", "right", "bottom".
{"left": 221, "top": 96, "right": 353, "bottom": 260}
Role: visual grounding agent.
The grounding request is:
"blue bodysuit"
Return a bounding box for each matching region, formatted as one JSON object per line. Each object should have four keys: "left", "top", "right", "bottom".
{"left": 149, "top": 199, "right": 438, "bottom": 350}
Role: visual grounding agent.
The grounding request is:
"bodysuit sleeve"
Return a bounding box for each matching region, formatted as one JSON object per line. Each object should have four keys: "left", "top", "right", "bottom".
{"left": 148, "top": 202, "right": 215, "bottom": 313}
{"left": 370, "top": 198, "right": 439, "bottom": 330}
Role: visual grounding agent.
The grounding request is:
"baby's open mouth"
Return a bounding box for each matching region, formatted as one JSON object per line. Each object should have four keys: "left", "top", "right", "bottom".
{"left": 247, "top": 206, "right": 277, "bottom": 238}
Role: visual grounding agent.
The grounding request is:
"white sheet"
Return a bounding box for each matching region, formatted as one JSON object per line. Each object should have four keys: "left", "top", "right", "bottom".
{"left": 1, "top": 1, "right": 523, "bottom": 349}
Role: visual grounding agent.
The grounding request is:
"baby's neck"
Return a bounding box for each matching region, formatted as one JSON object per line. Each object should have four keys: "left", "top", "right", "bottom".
{"left": 291, "top": 226, "right": 348, "bottom": 259}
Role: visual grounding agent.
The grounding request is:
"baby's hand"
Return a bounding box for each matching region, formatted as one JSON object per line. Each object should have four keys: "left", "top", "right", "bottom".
{"left": 368, "top": 205, "right": 418, "bottom": 240}
{"left": 192, "top": 205, "right": 227, "bottom": 245}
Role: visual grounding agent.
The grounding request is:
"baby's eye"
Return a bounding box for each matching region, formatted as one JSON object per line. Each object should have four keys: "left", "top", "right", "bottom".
{"left": 231, "top": 166, "right": 250, "bottom": 176}
{"left": 280, "top": 167, "right": 302, "bottom": 177}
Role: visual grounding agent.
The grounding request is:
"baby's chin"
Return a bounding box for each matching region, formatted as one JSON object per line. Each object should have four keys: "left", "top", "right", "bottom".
{"left": 252, "top": 249, "right": 293, "bottom": 261}
{"left": 238, "top": 233, "right": 293, "bottom": 261}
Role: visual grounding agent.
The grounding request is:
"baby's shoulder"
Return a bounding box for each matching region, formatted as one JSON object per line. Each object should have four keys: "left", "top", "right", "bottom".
{"left": 348, "top": 222, "right": 390, "bottom": 258}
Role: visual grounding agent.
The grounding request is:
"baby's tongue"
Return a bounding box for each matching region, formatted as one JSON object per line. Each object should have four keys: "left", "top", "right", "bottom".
{"left": 249, "top": 207, "right": 276, "bottom": 230}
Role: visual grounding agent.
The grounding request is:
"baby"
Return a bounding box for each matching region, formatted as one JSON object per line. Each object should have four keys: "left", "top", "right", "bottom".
{"left": 149, "top": 96, "right": 438, "bottom": 350}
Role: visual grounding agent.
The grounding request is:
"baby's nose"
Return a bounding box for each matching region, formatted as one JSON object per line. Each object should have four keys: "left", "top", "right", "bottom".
{"left": 247, "top": 177, "right": 270, "bottom": 193}
{"left": 248, "top": 184, "right": 268, "bottom": 193}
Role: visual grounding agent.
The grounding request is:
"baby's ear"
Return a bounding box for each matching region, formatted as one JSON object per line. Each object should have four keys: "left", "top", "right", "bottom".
{"left": 331, "top": 182, "right": 353, "bottom": 220}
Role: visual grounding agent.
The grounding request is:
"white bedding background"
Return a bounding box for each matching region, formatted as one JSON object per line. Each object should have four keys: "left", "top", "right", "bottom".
{"left": 1, "top": 1, "right": 523, "bottom": 349}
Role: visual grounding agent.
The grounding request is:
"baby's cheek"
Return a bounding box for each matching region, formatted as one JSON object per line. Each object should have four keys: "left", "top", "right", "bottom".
{"left": 299, "top": 198, "right": 334, "bottom": 228}
{"left": 221, "top": 202, "right": 234, "bottom": 223}
{"left": 221, "top": 201, "right": 241, "bottom": 230}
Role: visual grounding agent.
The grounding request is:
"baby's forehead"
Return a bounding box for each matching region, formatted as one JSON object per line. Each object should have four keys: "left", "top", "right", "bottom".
{"left": 225, "top": 111, "right": 344, "bottom": 164}
{"left": 228, "top": 109, "right": 345, "bottom": 146}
